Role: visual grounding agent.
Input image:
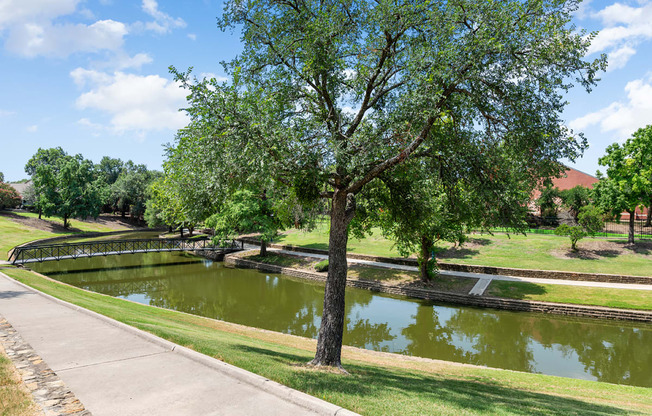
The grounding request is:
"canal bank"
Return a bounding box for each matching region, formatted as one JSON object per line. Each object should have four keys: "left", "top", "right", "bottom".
{"left": 225, "top": 250, "right": 652, "bottom": 323}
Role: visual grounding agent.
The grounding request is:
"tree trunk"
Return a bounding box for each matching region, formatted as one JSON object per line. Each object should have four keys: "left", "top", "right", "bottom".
{"left": 38, "top": 207, "right": 42, "bottom": 220}
{"left": 168, "top": 225, "right": 173, "bottom": 233}
{"left": 628, "top": 210, "right": 635, "bottom": 244}
{"left": 645, "top": 202, "right": 651, "bottom": 227}
{"left": 260, "top": 240, "right": 267, "bottom": 256}
{"left": 311, "top": 190, "right": 355, "bottom": 370}
{"left": 188, "top": 226, "right": 194, "bottom": 237}
{"left": 419, "top": 235, "right": 434, "bottom": 281}
{"left": 63, "top": 214, "right": 69, "bottom": 229}
{"left": 180, "top": 226, "right": 184, "bottom": 238}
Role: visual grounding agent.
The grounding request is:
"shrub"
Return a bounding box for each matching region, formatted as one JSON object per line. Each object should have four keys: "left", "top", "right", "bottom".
{"left": 578, "top": 205, "right": 604, "bottom": 235}
{"left": 0, "top": 183, "right": 21, "bottom": 209}
{"left": 554, "top": 223, "right": 586, "bottom": 251}
{"left": 314, "top": 259, "right": 329, "bottom": 272}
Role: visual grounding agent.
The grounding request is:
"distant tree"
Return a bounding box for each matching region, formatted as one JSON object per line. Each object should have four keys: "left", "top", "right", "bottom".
{"left": 25, "top": 147, "right": 68, "bottom": 219}
{"left": 0, "top": 172, "right": 4, "bottom": 182}
{"left": 31, "top": 153, "right": 103, "bottom": 228}
{"left": 535, "top": 183, "right": 561, "bottom": 217}
{"left": 577, "top": 204, "right": 604, "bottom": 235}
{"left": 109, "top": 162, "right": 158, "bottom": 220}
{"left": 559, "top": 185, "right": 591, "bottom": 222}
{"left": 96, "top": 156, "right": 124, "bottom": 186}
{"left": 0, "top": 182, "right": 21, "bottom": 209}
{"left": 594, "top": 128, "right": 651, "bottom": 244}
{"left": 205, "top": 189, "right": 282, "bottom": 256}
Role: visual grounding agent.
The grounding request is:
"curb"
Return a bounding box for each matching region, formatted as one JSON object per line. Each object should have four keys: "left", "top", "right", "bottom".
{"left": 0, "top": 271, "right": 359, "bottom": 416}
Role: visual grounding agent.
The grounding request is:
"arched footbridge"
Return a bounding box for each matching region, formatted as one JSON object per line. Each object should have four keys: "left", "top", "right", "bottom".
{"left": 9, "top": 238, "right": 243, "bottom": 265}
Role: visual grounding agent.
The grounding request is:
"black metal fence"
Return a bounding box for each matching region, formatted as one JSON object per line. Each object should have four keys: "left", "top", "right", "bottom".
{"left": 10, "top": 238, "right": 243, "bottom": 264}
{"left": 484, "top": 217, "right": 652, "bottom": 240}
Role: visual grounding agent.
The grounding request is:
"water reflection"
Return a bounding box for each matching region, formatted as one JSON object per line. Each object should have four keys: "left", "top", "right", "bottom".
{"left": 30, "top": 252, "right": 652, "bottom": 387}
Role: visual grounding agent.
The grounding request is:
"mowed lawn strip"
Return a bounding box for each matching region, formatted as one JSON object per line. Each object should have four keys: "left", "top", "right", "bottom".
{"left": 5, "top": 268, "right": 652, "bottom": 416}
{"left": 276, "top": 226, "right": 652, "bottom": 277}
{"left": 486, "top": 280, "right": 652, "bottom": 310}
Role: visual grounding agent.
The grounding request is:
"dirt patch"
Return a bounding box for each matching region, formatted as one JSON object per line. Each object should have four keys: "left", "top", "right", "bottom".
{"left": 550, "top": 239, "right": 652, "bottom": 260}
{"left": 0, "top": 211, "right": 70, "bottom": 233}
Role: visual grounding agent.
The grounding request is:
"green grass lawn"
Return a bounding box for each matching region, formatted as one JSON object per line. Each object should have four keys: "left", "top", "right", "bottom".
{"left": 0, "top": 212, "right": 135, "bottom": 260}
{"left": 4, "top": 268, "right": 651, "bottom": 416}
{"left": 0, "top": 215, "right": 59, "bottom": 260}
{"left": 486, "top": 280, "right": 652, "bottom": 310}
{"left": 276, "top": 225, "right": 652, "bottom": 277}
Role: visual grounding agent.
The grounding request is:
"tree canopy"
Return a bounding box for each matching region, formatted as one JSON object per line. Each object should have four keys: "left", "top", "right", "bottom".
{"left": 169, "top": 0, "right": 604, "bottom": 369}
{"left": 26, "top": 149, "right": 104, "bottom": 228}
{"left": 594, "top": 126, "right": 652, "bottom": 243}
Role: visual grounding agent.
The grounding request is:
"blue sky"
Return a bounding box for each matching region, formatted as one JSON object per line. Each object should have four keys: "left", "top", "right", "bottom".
{"left": 0, "top": 0, "right": 651, "bottom": 182}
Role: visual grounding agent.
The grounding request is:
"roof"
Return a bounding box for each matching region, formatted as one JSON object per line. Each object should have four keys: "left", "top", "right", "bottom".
{"left": 8, "top": 181, "right": 32, "bottom": 197}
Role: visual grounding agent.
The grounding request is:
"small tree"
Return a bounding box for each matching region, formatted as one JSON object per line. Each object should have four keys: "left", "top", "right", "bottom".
{"left": 555, "top": 204, "right": 604, "bottom": 250}
{"left": 559, "top": 185, "right": 591, "bottom": 222}
{"left": 554, "top": 224, "right": 586, "bottom": 251}
{"left": 205, "top": 189, "right": 281, "bottom": 256}
{"left": 577, "top": 204, "right": 604, "bottom": 235}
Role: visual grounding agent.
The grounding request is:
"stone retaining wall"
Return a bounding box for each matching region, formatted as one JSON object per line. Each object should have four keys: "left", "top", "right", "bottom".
{"left": 239, "top": 238, "right": 652, "bottom": 284}
{"left": 226, "top": 254, "right": 652, "bottom": 323}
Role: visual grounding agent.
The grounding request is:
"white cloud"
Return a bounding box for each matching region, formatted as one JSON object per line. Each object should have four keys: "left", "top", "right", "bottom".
{"left": 0, "top": 0, "right": 79, "bottom": 30}
{"left": 0, "top": 109, "right": 16, "bottom": 117}
{"left": 187, "top": 33, "right": 196, "bottom": 41}
{"left": 569, "top": 76, "right": 652, "bottom": 139}
{"left": 606, "top": 44, "right": 636, "bottom": 71}
{"left": 114, "top": 52, "right": 153, "bottom": 70}
{"left": 141, "top": 0, "right": 185, "bottom": 34}
{"left": 587, "top": 1, "right": 652, "bottom": 70}
{"left": 74, "top": 70, "right": 189, "bottom": 132}
{"left": 5, "top": 19, "right": 127, "bottom": 58}
{"left": 26, "top": 125, "right": 38, "bottom": 132}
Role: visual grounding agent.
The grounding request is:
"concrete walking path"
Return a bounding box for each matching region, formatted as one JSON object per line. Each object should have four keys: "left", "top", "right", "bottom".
{"left": 0, "top": 272, "right": 357, "bottom": 416}
{"left": 264, "top": 247, "right": 652, "bottom": 295}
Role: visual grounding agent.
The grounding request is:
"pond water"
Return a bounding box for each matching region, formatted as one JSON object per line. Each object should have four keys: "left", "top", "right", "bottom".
{"left": 30, "top": 252, "right": 652, "bottom": 387}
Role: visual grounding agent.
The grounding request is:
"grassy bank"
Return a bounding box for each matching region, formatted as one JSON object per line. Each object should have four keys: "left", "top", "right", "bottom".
{"left": 276, "top": 226, "right": 652, "bottom": 277}
{"left": 487, "top": 280, "right": 652, "bottom": 310}
{"left": 4, "top": 268, "right": 651, "bottom": 416}
{"left": 242, "top": 252, "right": 477, "bottom": 293}
{"left": 0, "top": 212, "right": 135, "bottom": 259}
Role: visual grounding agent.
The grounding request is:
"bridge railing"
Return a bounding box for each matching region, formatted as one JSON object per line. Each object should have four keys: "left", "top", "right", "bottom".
{"left": 10, "top": 238, "right": 242, "bottom": 264}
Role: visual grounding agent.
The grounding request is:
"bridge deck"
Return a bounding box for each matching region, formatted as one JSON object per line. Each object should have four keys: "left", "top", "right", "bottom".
{"left": 10, "top": 238, "right": 243, "bottom": 264}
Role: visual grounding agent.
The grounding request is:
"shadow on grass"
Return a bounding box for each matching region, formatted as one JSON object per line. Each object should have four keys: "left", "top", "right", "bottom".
{"left": 435, "top": 247, "right": 480, "bottom": 260}
{"left": 235, "top": 345, "right": 640, "bottom": 415}
{"left": 488, "top": 281, "right": 547, "bottom": 299}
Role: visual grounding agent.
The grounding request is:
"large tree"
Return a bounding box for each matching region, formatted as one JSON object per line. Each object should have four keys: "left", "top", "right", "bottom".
{"left": 25, "top": 147, "right": 68, "bottom": 219}
{"left": 173, "top": 0, "right": 603, "bottom": 369}
{"left": 29, "top": 152, "right": 103, "bottom": 228}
